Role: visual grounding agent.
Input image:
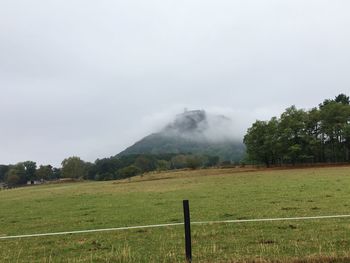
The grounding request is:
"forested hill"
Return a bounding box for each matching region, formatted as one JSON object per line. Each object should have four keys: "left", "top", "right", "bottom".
{"left": 244, "top": 93, "right": 350, "bottom": 166}
{"left": 0, "top": 110, "right": 245, "bottom": 186}
{"left": 118, "top": 110, "right": 245, "bottom": 162}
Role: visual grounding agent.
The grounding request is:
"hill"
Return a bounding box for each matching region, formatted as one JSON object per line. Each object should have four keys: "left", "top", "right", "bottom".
{"left": 118, "top": 110, "right": 245, "bottom": 162}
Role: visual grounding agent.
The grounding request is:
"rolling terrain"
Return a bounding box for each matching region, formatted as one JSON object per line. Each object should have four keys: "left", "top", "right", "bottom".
{"left": 1, "top": 166, "right": 350, "bottom": 262}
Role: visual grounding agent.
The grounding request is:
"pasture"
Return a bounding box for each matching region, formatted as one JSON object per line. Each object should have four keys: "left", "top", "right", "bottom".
{"left": 1, "top": 166, "right": 350, "bottom": 262}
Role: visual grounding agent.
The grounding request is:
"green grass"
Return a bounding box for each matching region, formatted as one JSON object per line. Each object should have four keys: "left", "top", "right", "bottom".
{"left": 1, "top": 167, "right": 350, "bottom": 262}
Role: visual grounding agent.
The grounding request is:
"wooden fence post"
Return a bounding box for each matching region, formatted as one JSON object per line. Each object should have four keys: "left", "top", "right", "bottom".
{"left": 183, "top": 200, "right": 192, "bottom": 262}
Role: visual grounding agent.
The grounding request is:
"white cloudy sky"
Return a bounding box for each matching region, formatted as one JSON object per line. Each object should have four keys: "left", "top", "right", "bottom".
{"left": 0, "top": 0, "right": 349, "bottom": 166}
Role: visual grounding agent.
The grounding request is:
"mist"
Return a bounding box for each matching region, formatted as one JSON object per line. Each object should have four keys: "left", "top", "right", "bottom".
{"left": 160, "top": 109, "right": 245, "bottom": 143}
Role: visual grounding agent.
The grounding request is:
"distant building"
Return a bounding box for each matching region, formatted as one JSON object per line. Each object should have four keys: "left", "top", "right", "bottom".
{"left": 27, "top": 180, "right": 44, "bottom": 185}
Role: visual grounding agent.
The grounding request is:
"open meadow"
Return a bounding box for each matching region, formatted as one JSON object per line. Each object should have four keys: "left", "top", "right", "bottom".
{"left": 1, "top": 166, "right": 350, "bottom": 262}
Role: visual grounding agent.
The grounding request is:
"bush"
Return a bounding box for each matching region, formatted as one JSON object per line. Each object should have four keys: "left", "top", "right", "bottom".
{"left": 186, "top": 156, "right": 201, "bottom": 170}
{"left": 117, "top": 165, "right": 141, "bottom": 178}
{"left": 6, "top": 174, "right": 20, "bottom": 186}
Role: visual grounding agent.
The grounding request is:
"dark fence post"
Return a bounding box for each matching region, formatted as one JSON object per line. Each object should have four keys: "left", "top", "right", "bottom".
{"left": 183, "top": 200, "right": 192, "bottom": 262}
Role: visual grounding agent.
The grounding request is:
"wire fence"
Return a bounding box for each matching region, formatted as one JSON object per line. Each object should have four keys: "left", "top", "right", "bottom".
{"left": 1, "top": 214, "right": 350, "bottom": 240}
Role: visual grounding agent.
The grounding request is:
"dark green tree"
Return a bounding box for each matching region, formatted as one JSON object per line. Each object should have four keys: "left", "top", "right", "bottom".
{"left": 5, "top": 163, "right": 26, "bottom": 185}
{"left": 320, "top": 101, "right": 350, "bottom": 162}
{"left": 117, "top": 165, "right": 141, "bottom": 178}
{"left": 186, "top": 155, "right": 201, "bottom": 169}
{"left": 170, "top": 155, "right": 188, "bottom": 169}
{"left": 335, "top": 93, "right": 350, "bottom": 105}
{"left": 244, "top": 120, "right": 266, "bottom": 165}
{"left": 204, "top": 155, "right": 220, "bottom": 167}
{"left": 304, "top": 108, "right": 323, "bottom": 162}
{"left": 156, "top": 160, "right": 170, "bottom": 171}
{"left": 134, "top": 155, "right": 156, "bottom": 173}
{"left": 279, "top": 106, "right": 308, "bottom": 164}
{"left": 61, "top": 157, "right": 89, "bottom": 179}
{"left": 244, "top": 118, "right": 280, "bottom": 167}
{"left": 36, "top": 165, "right": 53, "bottom": 180}
{"left": 245, "top": 93, "right": 350, "bottom": 166}
{"left": 52, "top": 168, "right": 61, "bottom": 179}
{"left": 23, "top": 161, "right": 37, "bottom": 181}
{"left": 0, "top": 165, "right": 9, "bottom": 182}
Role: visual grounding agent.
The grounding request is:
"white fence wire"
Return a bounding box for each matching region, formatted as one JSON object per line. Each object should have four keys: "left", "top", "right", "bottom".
{"left": 1, "top": 214, "right": 350, "bottom": 240}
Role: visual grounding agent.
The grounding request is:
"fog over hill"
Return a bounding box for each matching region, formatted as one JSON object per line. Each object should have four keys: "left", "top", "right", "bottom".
{"left": 162, "top": 110, "right": 238, "bottom": 142}
{"left": 118, "top": 110, "right": 245, "bottom": 161}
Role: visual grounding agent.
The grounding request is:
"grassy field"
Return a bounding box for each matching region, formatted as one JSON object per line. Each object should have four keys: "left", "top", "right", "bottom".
{"left": 1, "top": 166, "right": 350, "bottom": 262}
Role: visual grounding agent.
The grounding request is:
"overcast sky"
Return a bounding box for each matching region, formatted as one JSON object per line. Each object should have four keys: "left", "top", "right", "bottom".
{"left": 1, "top": 0, "right": 349, "bottom": 166}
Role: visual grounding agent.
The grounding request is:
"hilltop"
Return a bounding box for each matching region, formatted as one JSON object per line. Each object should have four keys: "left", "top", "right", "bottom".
{"left": 118, "top": 110, "right": 245, "bottom": 162}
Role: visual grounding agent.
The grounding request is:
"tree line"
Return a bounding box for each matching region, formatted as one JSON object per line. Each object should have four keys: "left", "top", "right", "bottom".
{"left": 244, "top": 94, "right": 350, "bottom": 167}
{"left": 3, "top": 93, "right": 346, "bottom": 186}
{"left": 0, "top": 153, "right": 221, "bottom": 187}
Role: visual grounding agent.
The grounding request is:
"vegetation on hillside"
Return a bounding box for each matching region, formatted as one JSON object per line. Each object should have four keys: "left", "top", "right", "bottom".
{"left": 118, "top": 110, "right": 245, "bottom": 162}
{"left": 118, "top": 133, "right": 245, "bottom": 162}
{"left": 244, "top": 93, "right": 350, "bottom": 166}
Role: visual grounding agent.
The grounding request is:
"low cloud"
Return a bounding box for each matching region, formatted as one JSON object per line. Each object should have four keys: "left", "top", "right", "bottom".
{"left": 138, "top": 107, "right": 251, "bottom": 144}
